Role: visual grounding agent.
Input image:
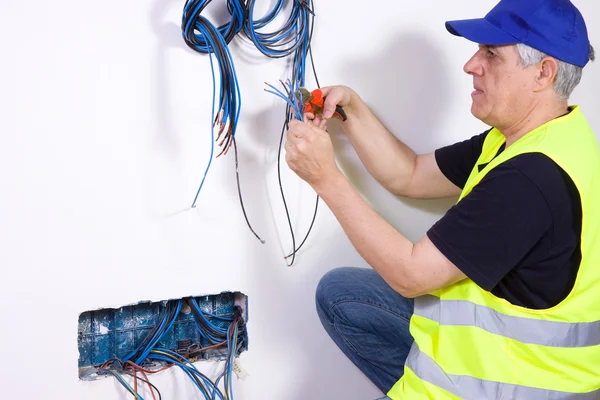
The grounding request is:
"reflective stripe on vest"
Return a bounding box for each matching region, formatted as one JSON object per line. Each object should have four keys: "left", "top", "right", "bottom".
{"left": 415, "top": 295, "right": 600, "bottom": 348}
{"left": 406, "top": 342, "right": 600, "bottom": 400}
{"left": 388, "top": 107, "right": 600, "bottom": 399}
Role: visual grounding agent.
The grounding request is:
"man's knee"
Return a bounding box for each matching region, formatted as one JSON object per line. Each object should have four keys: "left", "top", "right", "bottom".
{"left": 316, "top": 267, "right": 343, "bottom": 324}
{"left": 315, "top": 267, "right": 373, "bottom": 325}
{"left": 316, "top": 267, "right": 361, "bottom": 307}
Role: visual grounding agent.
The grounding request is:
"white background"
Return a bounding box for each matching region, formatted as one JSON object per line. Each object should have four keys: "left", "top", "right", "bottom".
{"left": 1, "top": 0, "right": 598, "bottom": 399}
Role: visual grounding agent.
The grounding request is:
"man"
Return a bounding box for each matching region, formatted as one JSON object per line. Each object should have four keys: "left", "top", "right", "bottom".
{"left": 284, "top": 0, "right": 598, "bottom": 398}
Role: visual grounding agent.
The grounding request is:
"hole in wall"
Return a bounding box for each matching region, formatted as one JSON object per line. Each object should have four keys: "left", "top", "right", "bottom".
{"left": 77, "top": 291, "right": 248, "bottom": 381}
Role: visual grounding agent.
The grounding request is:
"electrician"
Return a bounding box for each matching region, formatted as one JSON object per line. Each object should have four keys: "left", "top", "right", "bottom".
{"left": 284, "top": 0, "right": 599, "bottom": 398}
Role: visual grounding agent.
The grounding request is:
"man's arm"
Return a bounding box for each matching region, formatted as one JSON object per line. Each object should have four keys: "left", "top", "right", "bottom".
{"left": 318, "top": 86, "right": 461, "bottom": 199}
{"left": 285, "top": 120, "right": 466, "bottom": 297}
{"left": 318, "top": 171, "right": 466, "bottom": 297}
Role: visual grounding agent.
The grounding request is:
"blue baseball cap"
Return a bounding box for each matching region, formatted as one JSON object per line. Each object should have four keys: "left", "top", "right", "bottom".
{"left": 446, "top": 0, "right": 591, "bottom": 67}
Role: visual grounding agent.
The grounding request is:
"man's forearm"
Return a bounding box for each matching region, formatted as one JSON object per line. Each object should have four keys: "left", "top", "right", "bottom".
{"left": 314, "top": 170, "right": 416, "bottom": 296}
{"left": 341, "top": 90, "right": 418, "bottom": 195}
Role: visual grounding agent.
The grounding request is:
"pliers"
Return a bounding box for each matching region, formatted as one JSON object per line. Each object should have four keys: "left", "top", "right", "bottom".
{"left": 300, "top": 87, "right": 347, "bottom": 121}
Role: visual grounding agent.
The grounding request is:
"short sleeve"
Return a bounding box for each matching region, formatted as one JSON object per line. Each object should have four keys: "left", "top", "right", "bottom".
{"left": 435, "top": 130, "right": 491, "bottom": 189}
{"left": 426, "top": 161, "right": 552, "bottom": 291}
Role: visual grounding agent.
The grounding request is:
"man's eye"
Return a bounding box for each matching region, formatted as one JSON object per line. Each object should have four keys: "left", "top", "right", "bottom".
{"left": 487, "top": 50, "right": 497, "bottom": 58}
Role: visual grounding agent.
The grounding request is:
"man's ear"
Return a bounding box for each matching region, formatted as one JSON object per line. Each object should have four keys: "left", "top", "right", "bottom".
{"left": 534, "top": 57, "right": 559, "bottom": 92}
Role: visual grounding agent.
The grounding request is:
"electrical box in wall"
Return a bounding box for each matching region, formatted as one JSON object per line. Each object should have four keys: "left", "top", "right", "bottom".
{"left": 77, "top": 291, "right": 248, "bottom": 381}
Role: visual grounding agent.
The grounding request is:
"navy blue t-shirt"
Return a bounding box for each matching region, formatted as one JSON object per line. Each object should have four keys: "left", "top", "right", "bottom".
{"left": 427, "top": 130, "right": 582, "bottom": 309}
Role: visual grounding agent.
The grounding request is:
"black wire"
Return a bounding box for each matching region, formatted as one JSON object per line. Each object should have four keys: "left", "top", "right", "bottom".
{"left": 223, "top": 318, "right": 241, "bottom": 400}
{"left": 286, "top": 193, "right": 318, "bottom": 258}
{"left": 285, "top": 5, "right": 321, "bottom": 259}
{"left": 279, "top": 3, "right": 308, "bottom": 267}
{"left": 277, "top": 0, "right": 322, "bottom": 265}
{"left": 158, "top": 350, "right": 225, "bottom": 400}
{"left": 98, "top": 297, "right": 246, "bottom": 400}
{"left": 107, "top": 370, "right": 141, "bottom": 398}
{"left": 183, "top": 0, "right": 322, "bottom": 259}
{"left": 127, "top": 302, "right": 173, "bottom": 363}
{"left": 182, "top": 0, "right": 245, "bottom": 50}
{"left": 120, "top": 371, "right": 163, "bottom": 400}
{"left": 277, "top": 106, "right": 298, "bottom": 266}
{"left": 307, "top": 2, "right": 319, "bottom": 87}
{"left": 188, "top": 371, "right": 211, "bottom": 399}
{"left": 233, "top": 138, "right": 266, "bottom": 243}
{"left": 182, "top": 0, "right": 265, "bottom": 244}
{"left": 244, "top": 0, "right": 307, "bottom": 58}
{"left": 184, "top": 298, "right": 228, "bottom": 341}
{"left": 165, "top": 353, "right": 211, "bottom": 398}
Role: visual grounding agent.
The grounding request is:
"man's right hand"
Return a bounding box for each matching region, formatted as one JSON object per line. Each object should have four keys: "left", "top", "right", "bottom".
{"left": 306, "top": 84, "right": 462, "bottom": 200}
{"left": 311, "top": 85, "right": 354, "bottom": 127}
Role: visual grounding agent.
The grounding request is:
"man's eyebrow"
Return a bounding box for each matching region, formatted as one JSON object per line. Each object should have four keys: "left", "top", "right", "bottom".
{"left": 479, "top": 44, "right": 504, "bottom": 55}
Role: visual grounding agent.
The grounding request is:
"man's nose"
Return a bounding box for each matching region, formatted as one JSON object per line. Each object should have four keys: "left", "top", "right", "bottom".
{"left": 464, "top": 53, "right": 483, "bottom": 76}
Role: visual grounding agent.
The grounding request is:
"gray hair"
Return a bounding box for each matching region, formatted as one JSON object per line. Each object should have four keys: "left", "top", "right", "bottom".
{"left": 516, "top": 43, "right": 595, "bottom": 100}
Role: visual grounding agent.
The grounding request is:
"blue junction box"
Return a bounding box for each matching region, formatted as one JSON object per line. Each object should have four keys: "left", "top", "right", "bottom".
{"left": 77, "top": 291, "right": 248, "bottom": 380}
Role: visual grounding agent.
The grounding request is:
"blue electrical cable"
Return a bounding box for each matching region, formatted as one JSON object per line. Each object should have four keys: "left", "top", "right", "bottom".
{"left": 244, "top": 0, "right": 308, "bottom": 59}
{"left": 107, "top": 370, "right": 146, "bottom": 400}
{"left": 121, "top": 303, "right": 171, "bottom": 363}
{"left": 212, "top": 317, "right": 241, "bottom": 400}
{"left": 148, "top": 353, "right": 224, "bottom": 400}
{"left": 264, "top": 81, "right": 303, "bottom": 120}
{"left": 190, "top": 298, "right": 229, "bottom": 335}
{"left": 258, "top": 0, "right": 319, "bottom": 266}
{"left": 102, "top": 298, "right": 246, "bottom": 400}
{"left": 135, "top": 300, "right": 183, "bottom": 365}
{"left": 181, "top": 0, "right": 266, "bottom": 245}
{"left": 225, "top": 319, "right": 239, "bottom": 399}
{"left": 180, "top": 0, "right": 322, "bottom": 257}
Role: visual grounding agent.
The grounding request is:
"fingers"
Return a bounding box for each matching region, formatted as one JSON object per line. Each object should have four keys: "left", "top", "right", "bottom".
{"left": 288, "top": 119, "right": 320, "bottom": 139}
{"left": 285, "top": 129, "right": 304, "bottom": 163}
{"left": 319, "top": 85, "right": 350, "bottom": 119}
{"left": 304, "top": 112, "right": 327, "bottom": 130}
{"left": 284, "top": 137, "right": 296, "bottom": 157}
{"left": 317, "top": 117, "right": 327, "bottom": 130}
{"left": 317, "top": 86, "right": 334, "bottom": 97}
{"left": 286, "top": 129, "right": 297, "bottom": 143}
{"left": 288, "top": 119, "right": 306, "bottom": 137}
{"left": 284, "top": 142, "right": 294, "bottom": 166}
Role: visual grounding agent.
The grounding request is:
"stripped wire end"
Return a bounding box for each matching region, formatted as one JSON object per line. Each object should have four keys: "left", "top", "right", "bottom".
{"left": 214, "top": 109, "right": 227, "bottom": 144}
{"left": 216, "top": 125, "right": 233, "bottom": 158}
{"left": 264, "top": 81, "right": 304, "bottom": 121}
{"left": 213, "top": 109, "right": 224, "bottom": 130}
{"left": 216, "top": 120, "right": 228, "bottom": 142}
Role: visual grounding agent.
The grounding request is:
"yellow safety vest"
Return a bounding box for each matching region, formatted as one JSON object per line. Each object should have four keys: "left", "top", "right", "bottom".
{"left": 388, "top": 106, "right": 600, "bottom": 399}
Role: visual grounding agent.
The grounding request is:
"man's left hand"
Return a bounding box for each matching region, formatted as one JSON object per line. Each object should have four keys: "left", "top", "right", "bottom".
{"left": 285, "top": 117, "right": 341, "bottom": 190}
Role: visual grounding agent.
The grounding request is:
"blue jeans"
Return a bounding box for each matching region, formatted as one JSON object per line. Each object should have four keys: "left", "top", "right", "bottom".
{"left": 316, "top": 267, "right": 415, "bottom": 397}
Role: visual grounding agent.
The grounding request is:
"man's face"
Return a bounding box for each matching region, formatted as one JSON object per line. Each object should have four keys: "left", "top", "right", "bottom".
{"left": 464, "top": 44, "right": 537, "bottom": 128}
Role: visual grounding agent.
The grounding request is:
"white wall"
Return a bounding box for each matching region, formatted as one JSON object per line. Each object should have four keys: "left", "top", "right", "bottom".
{"left": 1, "top": 0, "right": 598, "bottom": 399}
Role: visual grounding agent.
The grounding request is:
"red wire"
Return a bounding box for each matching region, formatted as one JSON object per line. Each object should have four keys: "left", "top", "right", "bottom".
{"left": 133, "top": 368, "right": 138, "bottom": 400}
{"left": 125, "top": 361, "right": 158, "bottom": 400}
{"left": 139, "top": 369, "right": 157, "bottom": 400}
{"left": 98, "top": 337, "right": 232, "bottom": 400}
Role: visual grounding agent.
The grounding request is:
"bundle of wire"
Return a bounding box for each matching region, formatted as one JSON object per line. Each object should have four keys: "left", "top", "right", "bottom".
{"left": 98, "top": 298, "right": 247, "bottom": 400}
{"left": 252, "top": 0, "right": 320, "bottom": 266}
{"left": 180, "top": 0, "right": 321, "bottom": 264}
{"left": 181, "top": 0, "right": 266, "bottom": 245}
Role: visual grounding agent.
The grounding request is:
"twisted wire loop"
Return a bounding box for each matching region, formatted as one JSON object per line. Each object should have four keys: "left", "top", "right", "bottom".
{"left": 181, "top": 0, "right": 318, "bottom": 256}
